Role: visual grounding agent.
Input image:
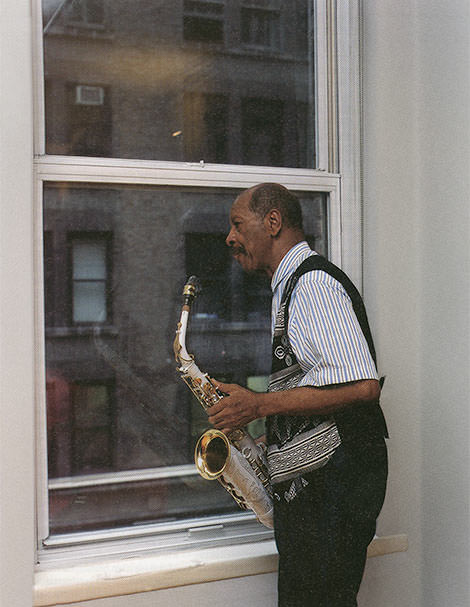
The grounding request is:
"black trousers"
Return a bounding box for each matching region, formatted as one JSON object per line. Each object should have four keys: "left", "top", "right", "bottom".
{"left": 273, "top": 439, "right": 388, "bottom": 607}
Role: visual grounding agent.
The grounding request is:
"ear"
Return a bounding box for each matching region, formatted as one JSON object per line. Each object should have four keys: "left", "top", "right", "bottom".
{"left": 264, "top": 208, "right": 282, "bottom": 237}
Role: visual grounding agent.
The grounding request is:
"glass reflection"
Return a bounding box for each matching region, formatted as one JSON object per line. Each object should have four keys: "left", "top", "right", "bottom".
{"left": 44, "top": 183, "right": 327, "bottom": 531}
{"left": 42, "top": 0, "right": 315, "bottom": 167}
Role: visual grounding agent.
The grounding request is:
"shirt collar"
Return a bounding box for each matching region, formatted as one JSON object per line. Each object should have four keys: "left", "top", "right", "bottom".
{"left": 271, "top": 241, "right": 316, "bottom": 293}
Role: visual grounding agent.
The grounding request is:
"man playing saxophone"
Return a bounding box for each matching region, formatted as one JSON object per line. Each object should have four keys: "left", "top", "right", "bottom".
{"left": 206, "top": 183, "right": 388, "bottom": 607}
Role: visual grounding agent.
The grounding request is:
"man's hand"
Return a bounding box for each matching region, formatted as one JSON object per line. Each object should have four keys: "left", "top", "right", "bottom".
{"left": 207, "top": 380, "right": 260, "bottom": 434}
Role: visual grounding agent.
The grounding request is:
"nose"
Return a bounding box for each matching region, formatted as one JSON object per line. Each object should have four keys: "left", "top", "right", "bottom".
{"left": 226, "top": 227, "right": 236, "bottom": 247}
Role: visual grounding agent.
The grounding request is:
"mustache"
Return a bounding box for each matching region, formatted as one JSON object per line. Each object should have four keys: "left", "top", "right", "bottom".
{"left": 230, "top": 245, "right": 246, "bottom": 257}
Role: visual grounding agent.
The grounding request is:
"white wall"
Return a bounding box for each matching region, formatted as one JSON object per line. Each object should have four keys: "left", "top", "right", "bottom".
{"left": 416, "top": 2, "right": 470, "bottom": 605}
{"left": 0, "top": 2, "right": 36, "bottom": 607}
{"left": 361, "top": 1, "right": 470, "bottom": 606}
{"left": 360, "top": 3, "right": 423, "bottom": 604}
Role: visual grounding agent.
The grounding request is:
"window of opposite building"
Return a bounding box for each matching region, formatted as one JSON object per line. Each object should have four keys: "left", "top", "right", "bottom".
{"left": 241, "top": 6, "right": 280, "bottom": 50}
{"left": 36, "top": 0, "right": 362, "bottom": 557}
{"left": 65, "top": 0, "right": 107, "bottom": 29}
{"left": 70, "top": 234, "right": 111, "bottom": 324}
{"left": 183, "top": 0, "right": 225, "bottom": 43}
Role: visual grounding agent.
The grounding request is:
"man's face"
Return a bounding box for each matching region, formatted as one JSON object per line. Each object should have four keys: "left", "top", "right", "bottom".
{"left": 226, "top": 192, "right": 272, "bottom": 275}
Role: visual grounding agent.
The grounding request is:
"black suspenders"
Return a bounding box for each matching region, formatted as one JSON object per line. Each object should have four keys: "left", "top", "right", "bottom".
{"left": 270, "top": 254, "right": 388, "bottom": 443}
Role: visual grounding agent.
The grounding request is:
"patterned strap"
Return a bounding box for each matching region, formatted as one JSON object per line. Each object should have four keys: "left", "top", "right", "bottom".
{"left": 267, "top": 253, "right": 388, "bottom": 450}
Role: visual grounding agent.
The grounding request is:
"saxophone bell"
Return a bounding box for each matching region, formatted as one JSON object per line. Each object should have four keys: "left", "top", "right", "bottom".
{"left": 195, "top": 428, "right": 230, "bottom": 480}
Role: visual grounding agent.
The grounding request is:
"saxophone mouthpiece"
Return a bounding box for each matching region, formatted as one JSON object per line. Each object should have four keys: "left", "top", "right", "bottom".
{"left": 183, "top": 275, "right": 202, "bottom": 306}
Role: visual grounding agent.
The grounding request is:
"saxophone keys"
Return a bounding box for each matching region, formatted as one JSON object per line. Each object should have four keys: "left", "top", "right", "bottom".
{"left": 229, "top": 429, "right": 244, "bottom": 442}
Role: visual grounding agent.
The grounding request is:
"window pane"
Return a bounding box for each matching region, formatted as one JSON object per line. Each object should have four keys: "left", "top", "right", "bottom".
{"left": 73, "top": 241, "right": 106, "bottom": 279}
{"left": 73, "top": 281, "right": 106, "bottom": 322}
{"left": 42, "top": 1, "right": 315, "bottom": 167}
{"left": 43, "top": 182, "right": 328, "bottom": 533}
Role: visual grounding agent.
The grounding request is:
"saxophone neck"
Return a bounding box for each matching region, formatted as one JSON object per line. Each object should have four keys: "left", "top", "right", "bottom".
{"left": 182, "top": 275, "right": 201, "bottom": 307}
{"left": 173, "top": 312, "right": 191, "bottom": 366}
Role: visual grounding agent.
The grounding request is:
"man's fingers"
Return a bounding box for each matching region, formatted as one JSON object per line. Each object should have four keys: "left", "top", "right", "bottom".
{"left": 209, "top": 415, "right": 226, "bottom": 431}
{"left": 212, "top": 379, "right": 236, "bottom": 394}
{"left": 208, "top": 407, "right": 233, "bottom": 428}
{"left": 206, "top": 395, "right": 233, "bottom": 416}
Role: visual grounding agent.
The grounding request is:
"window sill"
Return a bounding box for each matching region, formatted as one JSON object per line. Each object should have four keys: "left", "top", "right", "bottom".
{"left": 34, "top": 535, "right": 407, "bottom": 606}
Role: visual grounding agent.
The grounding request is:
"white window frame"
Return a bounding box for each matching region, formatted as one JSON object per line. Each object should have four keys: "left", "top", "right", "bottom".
{"left": 31, "top": 0, "right": 363, "bottom": 563}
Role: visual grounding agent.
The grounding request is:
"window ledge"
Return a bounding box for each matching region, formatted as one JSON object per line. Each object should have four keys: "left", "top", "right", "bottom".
{"left": 34, "top": 535, "right": 407, "bottom": 606}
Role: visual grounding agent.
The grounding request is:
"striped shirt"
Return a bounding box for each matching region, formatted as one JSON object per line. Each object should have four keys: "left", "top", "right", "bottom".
{"left": 271, "top": 241, "right": 378, "bottom": 387}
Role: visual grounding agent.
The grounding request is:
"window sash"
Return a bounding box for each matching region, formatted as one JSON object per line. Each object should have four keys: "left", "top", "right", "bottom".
{"left": 33, "top": 0, "right": 363, "bottom": 553}
{"left": 36, "top": 156, "right": 343, "bottom": 268}
{"left": 35, "top": 160, "right": 341, "bottom": 546}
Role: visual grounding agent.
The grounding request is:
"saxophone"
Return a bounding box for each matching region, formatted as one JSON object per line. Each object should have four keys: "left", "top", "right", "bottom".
{"left": 173, "top": 276, "right": 274, "bottom": 529}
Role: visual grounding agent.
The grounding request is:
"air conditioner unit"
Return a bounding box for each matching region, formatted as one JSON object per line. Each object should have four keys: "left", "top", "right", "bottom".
{"left": 75, "top": 85, "right": 105, "bottom": 106}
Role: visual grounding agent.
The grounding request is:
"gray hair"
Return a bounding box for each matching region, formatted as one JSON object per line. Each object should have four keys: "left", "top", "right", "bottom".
{"left": 247, "top": 183, "right": 303, "bottom": 230}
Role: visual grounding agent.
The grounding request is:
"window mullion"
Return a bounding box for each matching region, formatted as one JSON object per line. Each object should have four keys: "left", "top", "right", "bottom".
{"left": 33, "top": 0, "right": 46, "bottom": 156}
{"left": 35, "top": 174, "right": 50, "bottom": 545}
{"left": 335, "top": 0, "right": 362, "bottom": 288}
{"left": 314, "top": 0, "right": 329, "bottom": 171}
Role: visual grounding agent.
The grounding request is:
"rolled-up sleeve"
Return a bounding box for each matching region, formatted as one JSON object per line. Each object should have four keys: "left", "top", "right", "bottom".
{"left": 288, "top": 272, "right": 378, "bottom": 387}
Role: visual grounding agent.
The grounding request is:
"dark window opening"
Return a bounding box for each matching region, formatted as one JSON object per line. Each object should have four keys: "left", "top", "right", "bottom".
{"left": 183, "top": 0, "right": 224, "bottom": 43}
{"left": 183, "top": 16, "right": 224, "bottom": 42}
{"left": 71, "top": 381, "right": 115, "bottom": 474}
{"left": 67, "top": 83, "right": 111, "bottom": 157}
{"left": 183, "top": 93, "right": 228, "bottom": 163}
{"left": 185, "top": 233, "right": 231, "bottom": 320}
{"left": 242, "top": 97, "right": 284, "bottom": 166}
{"left": 66, "top": 0, "right": 106, "bottom": 27}
{"left": 241, "top": 7, "right": 280, "bottom": 49}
